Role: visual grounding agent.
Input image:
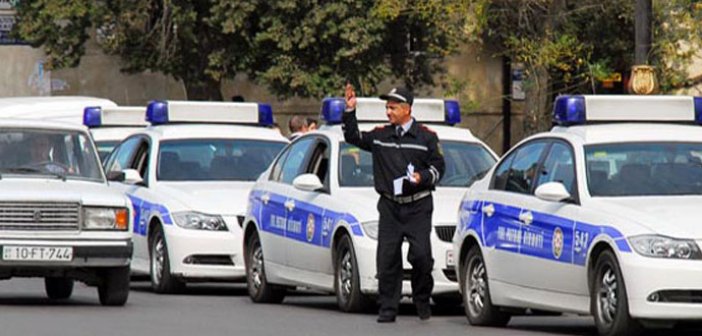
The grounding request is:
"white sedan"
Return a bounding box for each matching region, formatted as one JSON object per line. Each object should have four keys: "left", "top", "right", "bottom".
{"left": 244, "top": 97, "right": 497, "bottom": 311}
{"left": 104, "top": 100, "right": 287, "bottom": 293}
{"left": 454, "top": 95, "right": 702, "bottom": 336}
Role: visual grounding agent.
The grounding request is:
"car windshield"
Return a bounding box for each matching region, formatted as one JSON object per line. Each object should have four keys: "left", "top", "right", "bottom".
{"left": 339, "top": 141, "right": 496, "bottom": 187}
{"left": 157, "top": 139, "right": 286, "bottom": 181}
{"left": 95, "top": 140, "right": 119, "bottom": 163}
{"left": 585, "top": 142, "right": 702, "bottom": 196}
{"left": 0, "top": 128, "right": 103, "bottom": 181}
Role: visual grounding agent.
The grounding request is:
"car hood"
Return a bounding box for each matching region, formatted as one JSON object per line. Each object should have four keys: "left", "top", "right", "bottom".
{"left": 157, "top": 181, "right": 254, "bottom": 216}
{"left": 432, "top": 188, "right": 466, "bottom": 226}
{"left": 0, "top": 178, "right": 126, "bottom": 207}
{"left": 591, "top": 196, "right": 702, "bottom": 238}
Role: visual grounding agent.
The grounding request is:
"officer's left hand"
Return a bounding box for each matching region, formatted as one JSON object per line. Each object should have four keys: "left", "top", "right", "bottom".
{"left": 411, "top": 172, "right": 421, "bottom": 184}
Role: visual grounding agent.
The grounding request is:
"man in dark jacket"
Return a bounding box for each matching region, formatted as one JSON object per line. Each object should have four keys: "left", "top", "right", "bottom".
{"left": 342, "top": 84, "right": 445, "bottom": 323}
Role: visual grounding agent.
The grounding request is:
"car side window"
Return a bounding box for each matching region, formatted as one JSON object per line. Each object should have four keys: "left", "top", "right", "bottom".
{"left": 536, "top": 142, "right": 576, "bottom": 195}
{"left": 492, "top": 141, "right": 547, "bottom": 194}
{"left": 305, "top": 138, "right": 330, "bottom": 192}
{"left": 132, "top": 140, "right": 151, "bottom": 182}
{"left": 278, "top": 137, "right": 315, "bottom": 184}
{"left": 105, "top": 137, "right": 142, "bottom": 174}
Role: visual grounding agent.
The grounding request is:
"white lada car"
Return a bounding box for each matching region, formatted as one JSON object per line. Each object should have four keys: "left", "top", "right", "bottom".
{"left": 244, "top": 98, "right": 497, "bottom": 312}
{"left": 83, "top": 106, "right": 148, "bottom": 162}
{"left": 103, "top": 101, "right": 287, "bottom": 293}
{"left": 454, "top": 95, "right": 702, "bottom": 336}
{"left": 0, "top": 119, "right": 132, "bottom": 305}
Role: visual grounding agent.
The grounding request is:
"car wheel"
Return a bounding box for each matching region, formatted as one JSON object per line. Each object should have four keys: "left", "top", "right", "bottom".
{"left": 592, "top": 250, "right": 642, "bottom": 336}
{"left": 246, "top": 231, "right": 285, "bottom": 303}
{"left": 462, "top": 246, "right": 510, "bottom": 326}
{"left": 334, "top": 234, "right": 374, "bottom": 312}
{"left": 97, "top": 266, "right": 130, "bottom": 306}
{"left": 45, "top": 277, "right": 74, "bottom": 300}
{"left": 150, "top": 225, "right": 185, "bottom": 294}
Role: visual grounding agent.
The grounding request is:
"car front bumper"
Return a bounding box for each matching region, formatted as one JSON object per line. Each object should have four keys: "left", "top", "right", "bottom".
{"left": 164, "top": 225, "right": 245, "bottom": 281}
{"left": 622, "top": 252, "right": 702, "bottom": 320}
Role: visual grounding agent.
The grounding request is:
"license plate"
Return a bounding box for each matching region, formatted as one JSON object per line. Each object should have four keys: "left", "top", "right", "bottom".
{"left": 2, "top": 246, "right": 73, "bottom": 262}
{"left": 446, "top": 250, "right": 455, "bottom": 267}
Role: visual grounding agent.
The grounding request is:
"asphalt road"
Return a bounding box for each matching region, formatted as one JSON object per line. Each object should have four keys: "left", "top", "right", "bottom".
{"left": 0, "top": 278, "right": 699, "bottom": 336}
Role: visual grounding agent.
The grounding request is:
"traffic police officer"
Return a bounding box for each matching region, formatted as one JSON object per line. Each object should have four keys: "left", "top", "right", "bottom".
{"left": 342, "top": 84, "right": 445, "bottom": 323}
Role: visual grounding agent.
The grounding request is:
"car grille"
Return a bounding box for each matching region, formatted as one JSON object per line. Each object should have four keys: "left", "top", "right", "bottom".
{"left": 0, "top": 202, "right": 80, "bottom": 231}
{"left": 434, "top": 225, "right": 456, "bottom": 242}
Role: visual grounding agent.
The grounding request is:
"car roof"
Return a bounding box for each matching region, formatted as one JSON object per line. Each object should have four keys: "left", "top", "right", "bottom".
{"left": 549, "top": 123, "right": 702, "bottom": 145}
{"left": 0, "top": 96, "right": 117, "bottom": 124}
{"left": 140, "top": 123, "right": 289, "bottom": 142}
{"left": 0, "top": 118, "right": 88, "bottom": 132}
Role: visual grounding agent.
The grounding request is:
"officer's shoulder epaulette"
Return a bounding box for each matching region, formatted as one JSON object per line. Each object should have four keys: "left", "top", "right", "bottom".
{"left": 419, "top": 124, "right": 437, "bottom": 134}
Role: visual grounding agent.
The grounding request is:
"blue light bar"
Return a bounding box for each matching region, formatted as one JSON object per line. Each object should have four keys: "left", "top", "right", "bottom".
{"left": 258, "top": 104, "right": 274, "bottom": 126}
{"left": 694, "top": 97, "right": 702, "bottom": 125}
{"left": 321, "top": 98, "right": 346, "bottom": 124}
{"left": 553, "top": 95, "right": 586, "bottom": 126}
{"left": 146, "top": 100, "right": 169, "bottom": 125}
{"left": 444, "top": 100, "right": 461, "bottom": 125}
{"left": 83, "top": 106, "right": 103, "bottom": 127}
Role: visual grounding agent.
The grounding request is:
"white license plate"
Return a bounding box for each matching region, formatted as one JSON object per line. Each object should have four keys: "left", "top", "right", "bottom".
{"left": 2, "top": 246, "right": 73, "bottom": 262}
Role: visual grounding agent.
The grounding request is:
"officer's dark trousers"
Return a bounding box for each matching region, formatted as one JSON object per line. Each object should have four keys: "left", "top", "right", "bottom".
{"left": 376, "top": 195, "right": 434, "bottom": 315}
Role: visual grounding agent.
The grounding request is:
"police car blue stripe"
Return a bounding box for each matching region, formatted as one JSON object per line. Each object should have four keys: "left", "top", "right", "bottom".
{"left": 459, "top": 200, "right": 631, "bottom": 266}
{"left": 127, "top": 194, "right": 173, "bottom": 236}
{"left": 248, "top": 189, "right": 365, "bottom": 248}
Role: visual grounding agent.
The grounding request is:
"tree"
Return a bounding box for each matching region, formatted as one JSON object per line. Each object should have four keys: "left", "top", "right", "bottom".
{"left": 14, "top": 0, "right": 261, "bottom": 100}
{"left": 216, "top": 0, "right": 469, "bottom": 98}
{"left": 465, "top": 0, "right": 702, "bottom": 134}
{"left": 14, "top": 0, "right": 468, "bottom": 101}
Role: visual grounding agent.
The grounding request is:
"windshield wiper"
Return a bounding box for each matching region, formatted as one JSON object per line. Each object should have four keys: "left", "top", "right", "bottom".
{"left": 2, "top": 167, "right": 67, "bottom": 181}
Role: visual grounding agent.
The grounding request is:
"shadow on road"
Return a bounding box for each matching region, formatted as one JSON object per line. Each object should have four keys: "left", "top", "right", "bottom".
{"left": 129, "top": 281, "right": 249, "bottom": 296}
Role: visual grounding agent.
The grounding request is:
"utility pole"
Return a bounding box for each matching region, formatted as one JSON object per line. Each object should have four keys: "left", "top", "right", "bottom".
{"left": 629, "top": 0, "right": 658, "bottom": 94}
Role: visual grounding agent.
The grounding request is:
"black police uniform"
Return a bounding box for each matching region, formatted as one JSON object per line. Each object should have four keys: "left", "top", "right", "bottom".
{"left": 342, "top": 109, "right": 445, "bottom": 319}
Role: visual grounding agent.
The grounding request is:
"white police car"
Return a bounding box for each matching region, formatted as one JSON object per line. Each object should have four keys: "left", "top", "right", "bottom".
{"left": 244, "top": 97, "right": 497, "bottom": 311}
{"left": 83, "top": 106, "right": 148, "bottom": 162}
{"left": 454, "top": 95, "right": 702, "bottom": 335}
{"left": 103, "top": 101, "right": 288, "bottom": 293}
{"left": 0, "top": 119, "right": 132, "bottom": 305}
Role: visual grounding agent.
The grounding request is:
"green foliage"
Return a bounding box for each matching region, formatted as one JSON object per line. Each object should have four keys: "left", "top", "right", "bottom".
{"left": 465, "top": 0, "right": 702, "bottom": 132}
{"left": 13, "top": 0, "right": 95, "bottom": 69}
{"left": 14, "top": 0, "right": 468, "bottom": 100}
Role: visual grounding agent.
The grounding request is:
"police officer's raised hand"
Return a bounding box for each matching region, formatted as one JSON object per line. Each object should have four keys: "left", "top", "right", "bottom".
{"left": 345, "top": 83, "right": 356, "bottom": 112}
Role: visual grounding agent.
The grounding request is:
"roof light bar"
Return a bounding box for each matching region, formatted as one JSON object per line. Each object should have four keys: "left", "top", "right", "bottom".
{"left": 321, "top": 97, "right": 460, "bottom": 125}
{"left": 553, "top": 95, "right": 701, "bottom": 126}
{"left": 145, "top": 100, "right": 274, "bottom": 126}
{"left": 83, "top": 106, "right": 148, "bottom": 128}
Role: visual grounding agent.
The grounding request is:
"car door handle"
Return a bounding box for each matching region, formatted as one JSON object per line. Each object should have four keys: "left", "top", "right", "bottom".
{"left": 284, "top": 200, "right": 295, "bottom": 211}
{"left": 261, "top": 193, "right": 270, "bottom": 205}
{"left": 481, "top": 203, "right": 495, "bottom": 217}
{"left": 519, "top": 211, "right": 533, "bottom": 225}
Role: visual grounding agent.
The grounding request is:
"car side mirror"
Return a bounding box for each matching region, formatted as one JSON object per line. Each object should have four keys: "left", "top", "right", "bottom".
{"left": 122, "top": 169, "right": 144, "bottom": 185}
{"left": 535, "top": 182, "right": 571, "bottom": 202}
{"left": 292, "top": 173, "right": 323, "bottom": 192}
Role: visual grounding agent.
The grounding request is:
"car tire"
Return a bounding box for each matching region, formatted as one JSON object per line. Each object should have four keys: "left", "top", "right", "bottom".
{"left": 334, "top": 234, "right": 374, "bottom": 313}
{"left": 591, "top": 250, "right": 642, "bottom": 336}
{"left": 461, "top": 246, "right": 510, "bottom": 326}
{"left": 45, "top": 277, "right": 74, "bottom": 300}
{"left": 246, "top": 231, "right": 285, "bottom": 303}
{"left": 97, "top": 266, "right": 130, "bottom": 306}
{"left": 150, "top": 225, "right": 185, "bottom": 294}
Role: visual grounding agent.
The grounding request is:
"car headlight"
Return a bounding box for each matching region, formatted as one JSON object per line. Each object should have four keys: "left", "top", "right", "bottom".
{"left": 629, "top": 235, "right": 702, "bottom": 259}
{"left": 83, "top": 207, "right": 129, "bottom": 231}
{"left": 172, "top": 211, "right": 227, "bottom": 231}
{"left": 361, "top": 221, "right": 378, "bottom": 240}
